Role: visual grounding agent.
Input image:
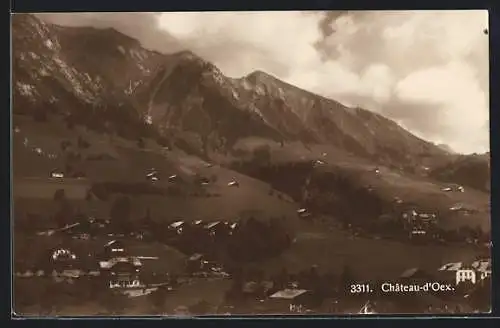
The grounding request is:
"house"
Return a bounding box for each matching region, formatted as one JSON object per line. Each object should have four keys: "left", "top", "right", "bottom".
{"left": 297, "top": 208, "right": 311, "bottom": 219}
{"left": 186, "top": 253, "right": 223, "bottom": 275}
{"left": 226, "top": 222, "right": 238, "bottom": 235}
{"left": 186, "top": 253, "right": 204, "bottom": 273}
{"left": 102, "top": 240, "right": 127, "bottom": 259}
{"left": 436, "top": 261, "right": 484, "bottom": 286}
{"left": 228, "top": 179, "right": 239, "bottom": 187}
{"left": 168, "top": 220, "right": 185, "bottom": 234}
{"left": 409, "top": 229, "right": 427, "bottom": 239}
{"left": 196, "top": 175, "right": 211, "bottom": 185}
{"left": 50, "top": 248, "right": 78, "bottom": 272}
{"left": 204, "top": 221, "right": 226, "bottom": 237}
{"left": 314, "top": 160, "right": 325, "bottom": 166}
{"left": 100, "top": 256, "right": 142, "bottom": 277}
{"left": 267, "top": 289, "right": 316, "bottom": 313}
{"left": 50, "top": 170, "right": 64, "bottom": 178}
{"left": 472, "top": 259, "right": 492, "bottom": 280}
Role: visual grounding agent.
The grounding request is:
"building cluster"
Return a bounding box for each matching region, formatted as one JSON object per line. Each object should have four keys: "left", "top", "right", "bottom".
{"left": 401, "top": 209, "right": 438, "bottom": 239}
{"left": 15, "top": 237, "right": 169, "bottom": 298}
{"left": 167, "top": 219, "right": 239, "bottom": 238}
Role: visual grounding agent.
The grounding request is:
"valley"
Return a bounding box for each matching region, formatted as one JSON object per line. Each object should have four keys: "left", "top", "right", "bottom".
{"left": 11, "top": 13, "right": 491, "bottom": 316}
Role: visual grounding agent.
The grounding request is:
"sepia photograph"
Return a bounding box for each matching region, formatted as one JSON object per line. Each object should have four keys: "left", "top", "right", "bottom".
{"left": 11, "top": 10, "right": 491, "bottom": 316}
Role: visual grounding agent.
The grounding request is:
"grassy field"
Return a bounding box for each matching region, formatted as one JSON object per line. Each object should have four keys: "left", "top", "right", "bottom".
{"left": 12, "top": 116, "right": 491, "bottom": 317}
{"left": 229, "top": 139, "right": 490, "bottom": 232}
{"left": 242, "top": 221, "right": 487, "bottom": 280}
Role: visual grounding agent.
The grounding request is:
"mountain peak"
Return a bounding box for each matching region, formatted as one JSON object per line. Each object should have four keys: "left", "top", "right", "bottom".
{"left": 245, "top": 70, "right": 280, "bottom": 84}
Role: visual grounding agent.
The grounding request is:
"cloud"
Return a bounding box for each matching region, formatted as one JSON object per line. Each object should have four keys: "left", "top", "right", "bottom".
{"left": 37, "top": 10, "right": 489, "bottom": 154}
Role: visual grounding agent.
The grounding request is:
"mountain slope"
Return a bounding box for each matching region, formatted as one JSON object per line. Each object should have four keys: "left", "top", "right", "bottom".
{"left": 429, "top": 153, "right": 490, "bottom": 192}
{"left": 12, "top": 14, "right": 163, "bottom": 142}
{"left": 137, "top": 54, "right": 448, "bottom": 167}
{"left": 13, "top": 13, "right": 449, "bottom": 169}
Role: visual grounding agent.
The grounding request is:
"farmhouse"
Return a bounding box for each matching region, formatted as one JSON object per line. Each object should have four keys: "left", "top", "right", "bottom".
{"left": 436, "top": 259, "right": 491, "bottom": 286}
{"left": 227, "top": 179, "right": 239, "bottom": 187}
{"left": 102, "top": 240, "right": 127, "bottom": 259}
{"left": 169, "top": 220, "right": 185, "bottom": 234}
{"left": 50, "top": 169, "right": 64, "bottom": 178}
{"left": 265, "top": 289, "right": 318, "bottom": 314}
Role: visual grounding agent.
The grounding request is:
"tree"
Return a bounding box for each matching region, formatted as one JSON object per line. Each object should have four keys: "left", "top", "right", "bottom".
{"left": 137, "top": 137, "right": 145, "bottom": 149}
{"left": 54, "top": 199, "right": 73, "bottom": 228}
{"left": 252, "top": 145, "right": 271, "bottom": 165}
{"left": 53, "top": 189, "right": 66, "bottom": 202}
{"left": 77, "top": 136, "right": 90, "bottom": 149}
{"left": 109, "top": 196, "right": 132, "bottom": 232}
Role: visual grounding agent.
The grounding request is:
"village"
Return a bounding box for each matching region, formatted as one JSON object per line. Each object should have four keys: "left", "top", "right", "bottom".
{"left": 14, "top": 202, "right": 492, "bottom": 315}
{"left": 12, "top": 129, "right": 491, "bottom": 315}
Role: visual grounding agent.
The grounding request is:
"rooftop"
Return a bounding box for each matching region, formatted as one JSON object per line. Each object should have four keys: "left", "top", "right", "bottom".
{"left": 204, "top": 221, "right": 221, "bottom": 229}
{"left": 170, "top": 221, "right": 184, "bottom": 228}
{"left": 269, "top": 289, "right": 308, "bottom": 300}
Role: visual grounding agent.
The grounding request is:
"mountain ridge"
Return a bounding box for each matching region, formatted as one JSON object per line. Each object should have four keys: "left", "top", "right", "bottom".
{"left": 13, "top": 13, "right": 450, "bottom": 168}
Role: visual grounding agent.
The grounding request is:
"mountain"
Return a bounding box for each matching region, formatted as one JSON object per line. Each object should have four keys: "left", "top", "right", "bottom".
{"left": 136, "top": 52, "right": 448, "bottom": 166}
{"left": 436, "top": 143, "right": 456, "bottom": 154}
{"left": 429, "top": 152, "right": 491, "bottom": 192}
{"left": 11, "top": 16, "right": 492, "bottom": 313}
{"left": 12, "top": 13, "right": 450, "bottom": 168}
{"left": 12, "top": 13, "right": 164, "bottom": 141}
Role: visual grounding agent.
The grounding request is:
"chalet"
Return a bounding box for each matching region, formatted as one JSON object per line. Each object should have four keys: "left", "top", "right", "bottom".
{"left": 169, "top": 220, "right": 185, "bottom": 234}
{"left": 314, "top": 160, "right": 325, "bottom": 166}
{"left": 228, "top": 179, "right": 239, "bottom": 187}
{"left": 393, "top": 197, "right": 403, "bottom": 204}
{"left": 196, "top": 175, "right": 211, "bottom": 185}
{"left": 186, "top": 253, "right": 205, "bottom": 273}
{"left": 297, "top": 208, "right": 311, "bottom": 219}
{"left": 100, "top": 256, "right": 142, "bottom": 278}
{"left": 472, "top": 259, "right": 492, "bottom": 280}
{"left": 50, "top": 170, "right": 64, "bottom": 178}
{"left": 102, "top": 240, "right": 127, "bottom": 259}
{"left": 435, "top": 260, "right": 490, "bottom": 286}
{"left": 226, "top": 222, "right": 238, "bottom": 235}
{"left": 186, "top": 253, "right": 223, "bottom": 274}
{"left": 266, "top": 289, "right": 317, "bottom": 314}
{"left": 449, "top": 203, "right": 463, "bottom": 211}
{"left": 204, "top": 221, "right": 228, "bottom": 237}
{"left": 409, "top": 229, "right": 427, "bottom": 239}
{"left": 51, "top": 248, "right": 78, "bottom": 272}
{"left": 193, "top": 220, "right": 204, "bottom": 226}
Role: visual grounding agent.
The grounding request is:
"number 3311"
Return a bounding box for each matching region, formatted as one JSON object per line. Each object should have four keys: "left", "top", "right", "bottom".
{"left": 350, "top": 283, "right": 372, "bottom": 294}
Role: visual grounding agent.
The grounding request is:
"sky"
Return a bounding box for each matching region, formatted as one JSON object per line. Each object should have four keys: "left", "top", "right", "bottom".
{"left": 37, "top": 11, "right": 489, "bottom": 154}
